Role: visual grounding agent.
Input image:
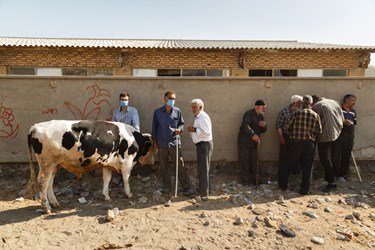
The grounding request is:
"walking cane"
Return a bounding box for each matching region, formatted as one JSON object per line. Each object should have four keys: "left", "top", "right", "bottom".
{"left": 351, "top": 151, "right": 362, "bottom": 183}
{"left": 256, "top": 141, "right": 260, "bottom": 191}
{"left": 174, "top": 135, "right": 180, "bottom": 197}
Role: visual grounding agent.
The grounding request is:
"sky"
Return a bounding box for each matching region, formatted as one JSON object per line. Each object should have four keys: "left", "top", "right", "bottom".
{"left": 0, "top": 0, "right": 374, "bottom": 64}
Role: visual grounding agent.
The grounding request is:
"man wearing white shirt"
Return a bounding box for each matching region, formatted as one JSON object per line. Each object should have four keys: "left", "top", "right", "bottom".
{"left": 187, "top": 99, "right": 213, "bottom": 201}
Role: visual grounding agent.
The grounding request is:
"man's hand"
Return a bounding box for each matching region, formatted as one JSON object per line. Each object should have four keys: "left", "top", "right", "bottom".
{"left": 176, "top": 128, "right": 181, "bottom": 135}
{"left": 343, "top": 119, "right": 353, "bottom": 126}
{"left": 258, "top": 121, "right": 266, "bottom": 128}
{"left": 252, "top": 134, "right": 260, "bottom": 143}
{"left": 187, "top": 126, "right": 196, "bottom": 132}
{"left": 279, "top": 136, "right": 286, "bottom": 144}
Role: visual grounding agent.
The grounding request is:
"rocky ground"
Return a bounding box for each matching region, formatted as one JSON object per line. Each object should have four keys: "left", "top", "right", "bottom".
{"left": 0, "top": 162, "right": 374, "bottom": 250}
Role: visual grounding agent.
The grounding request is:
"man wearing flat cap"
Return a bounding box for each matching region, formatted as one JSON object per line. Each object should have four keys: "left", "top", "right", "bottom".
{"left": 238, "top": 99, "right": 267, "bottom": 186}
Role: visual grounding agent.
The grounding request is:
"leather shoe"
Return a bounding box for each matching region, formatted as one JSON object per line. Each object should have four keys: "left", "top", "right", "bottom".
{"left": 161, "top": 187, "right": 170, "bottom": 194}
{"left": 322, "top": 183, "right": 337, "bottom": 192}
{"left": 182, "top": 187, "right": 196, "bottom": 196}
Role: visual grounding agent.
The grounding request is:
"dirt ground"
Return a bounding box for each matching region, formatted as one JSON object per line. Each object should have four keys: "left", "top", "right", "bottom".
{"left": 0, "top": 162, "right": 374, "bottom": 250}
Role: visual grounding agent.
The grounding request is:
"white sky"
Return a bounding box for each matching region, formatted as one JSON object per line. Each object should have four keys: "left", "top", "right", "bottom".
{"left": 0, "top": 0, "right": 374, "bottom": 64}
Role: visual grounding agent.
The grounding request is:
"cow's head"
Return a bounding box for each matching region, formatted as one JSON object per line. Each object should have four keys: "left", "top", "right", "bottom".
{"left": 133, "top": 132, "right": 155, "bottom": 165}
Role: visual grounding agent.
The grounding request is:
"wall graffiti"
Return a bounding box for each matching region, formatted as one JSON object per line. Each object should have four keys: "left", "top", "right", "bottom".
{"left": 64, "top": 84, "right": 112, "bottom": 120}
{"left": 0, "top": 105, "right": 19, "bottom": 139}
{"left": 42, "top": 108, "right": 58, "bottom": 115}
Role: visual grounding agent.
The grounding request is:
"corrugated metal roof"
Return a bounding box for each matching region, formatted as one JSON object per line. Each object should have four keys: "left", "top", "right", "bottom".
{"left": 0, "top": 37, "right": 374, "bottom": 51}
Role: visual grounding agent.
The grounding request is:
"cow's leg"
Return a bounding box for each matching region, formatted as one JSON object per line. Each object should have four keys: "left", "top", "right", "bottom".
{"left": 47, "top": 166, "right": 60, "bottom": 208}
{"left": 37, "top": 162, "right": 55, "bottom": 214}
{"left": 121, "top": 161, "right": 135, "bottom": 198}
{"left": 102, "top": 168, "right": 112, "bottom": 201}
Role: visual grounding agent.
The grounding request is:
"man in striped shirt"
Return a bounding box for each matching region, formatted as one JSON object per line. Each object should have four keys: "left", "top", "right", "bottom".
{"left": 332, "top": 94, "right": 357, "bottom": 182}
{"left": 312, "top": 97, "right": 344, "bottom": 192}
{"left": 280, "top": 95, "right": 321, "bottom": 195}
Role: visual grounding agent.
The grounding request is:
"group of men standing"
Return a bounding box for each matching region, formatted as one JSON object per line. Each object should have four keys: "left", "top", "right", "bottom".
{"left": 112, "top": 90, "right": 213, "bottom": 201}
{"left": 112, "top": 89, "right": 357, "bottom": 199}
{"left": 238, "top": 94, "right": 357, "bottom": 196}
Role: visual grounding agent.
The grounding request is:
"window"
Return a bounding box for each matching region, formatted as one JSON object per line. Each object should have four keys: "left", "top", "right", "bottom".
{"left": 157, "top": 69, "right": 181, "bottom": 76}
{"left": 9, "top": 67, "right": 113, "bottom": 76}
{"left": 297, "top": 69, "right": 322, "bottom": 77}
{"left": 182, "top": 69, "right": 205, "bottom": 76}
{"left": 62, "top": 68, "right": 88, "bottom": 76}
{"left": 132, "top": 69, "right": 157, "bottom": 77}
{"left": 249, "top": 69, "right": 272, "bottom": 77}
{"left": 88, "top": 69, "right": 113, "bottom": 76}
{"left": 274, "top": 69, "right": 297, "bottom": 77}
{"left": 9, "top": 67, "right": 36, "bottom": 75}
{"left": 156, "top": 68, "right": 227, "bottom": 77}
{"left": 36, "top": 68, "right": 62, "bottom": 76}
{"left": 323, "top": 69, "right": 347, "bottom": 77}
{"left": 207, "top": 69, "right": 227, "bottom": 77}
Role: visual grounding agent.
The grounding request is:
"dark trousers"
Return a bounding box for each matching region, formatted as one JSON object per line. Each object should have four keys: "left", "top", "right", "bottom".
{"left": 196, "top": 141, "right": 213, "bottom": 196}
{"left": 332, "top": 133, "right": 354, "bottom": 178}
{"left": 280, "top": 140, "right": 315, "bottom": 194}
{"left": 278, "top": 136, "right": 292, "bottom": 187}
{"left": 317, "top": 141, "right": 336, "bottom": 183}
{"left": 157, "top": 147, "right": 190, "bottom": 190}
{"left": 238, "top": 136, "right": 262, "bottom": 185}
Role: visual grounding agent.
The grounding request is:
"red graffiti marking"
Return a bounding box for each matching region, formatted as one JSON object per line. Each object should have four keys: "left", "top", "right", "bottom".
{"left": 42, "top": 108, "right": 58, "bottom": 115}
{"left": 64, "top": 84, "right": 112, "bottom": 120}
{"left": 0, "top": 105, "right": 19, "bottom": 139}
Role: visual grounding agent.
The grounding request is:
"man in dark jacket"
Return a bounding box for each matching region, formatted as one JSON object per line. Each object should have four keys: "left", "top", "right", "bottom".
{"left": 238, "top": 99, "right": 267, "bottom": 186}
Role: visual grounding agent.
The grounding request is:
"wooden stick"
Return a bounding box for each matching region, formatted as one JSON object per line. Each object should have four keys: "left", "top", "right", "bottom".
{"left": 351, "top": 151, "right": 362, "bottom": 183}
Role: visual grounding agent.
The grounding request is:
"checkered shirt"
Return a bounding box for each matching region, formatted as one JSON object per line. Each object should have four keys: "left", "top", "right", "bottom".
{"left": 288, "top": 108, "right": 322, "bottom": 141}
{"left": 276, "top": 106, "right": 293, "bottom": 134}
{"left": 112, "top": 106, "right": 140, "bottom": 132}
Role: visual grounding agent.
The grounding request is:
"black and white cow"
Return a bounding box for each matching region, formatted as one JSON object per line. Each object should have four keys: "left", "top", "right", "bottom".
{"left": 27, "top": 120, "right": 154, "bottom": 213}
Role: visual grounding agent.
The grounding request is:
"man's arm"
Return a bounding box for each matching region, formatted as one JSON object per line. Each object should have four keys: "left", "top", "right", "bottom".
{"left": 133, "top": 108, "right": 140, "bottom": 132}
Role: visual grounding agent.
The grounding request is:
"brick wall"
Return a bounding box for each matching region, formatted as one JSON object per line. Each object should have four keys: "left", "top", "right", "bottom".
{"left": 0, "top": 47, "right": 367, "bottom": 76}
{"left": 0, "top": 47, "right": 119, "bottom": 68}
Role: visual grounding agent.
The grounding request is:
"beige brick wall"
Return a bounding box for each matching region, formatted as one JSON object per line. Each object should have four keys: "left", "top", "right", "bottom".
{"left": 0, "top": 47, "right": 368, "bottom": 76}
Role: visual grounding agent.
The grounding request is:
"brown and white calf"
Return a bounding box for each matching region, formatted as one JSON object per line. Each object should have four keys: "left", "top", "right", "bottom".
{"left": 27, "top": 120, "right": 154, "bottom": 213}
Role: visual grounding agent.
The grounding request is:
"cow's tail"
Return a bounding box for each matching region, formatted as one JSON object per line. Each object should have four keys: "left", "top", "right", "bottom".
{"left": 27, "top": 131, "right": 38, "bottom": 196}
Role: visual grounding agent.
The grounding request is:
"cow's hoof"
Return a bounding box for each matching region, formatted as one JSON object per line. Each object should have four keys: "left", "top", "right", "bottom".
{"left": 126, "top": 193, "right": 133, "bottom": 199}
{"left": 102, "top": 195, "right": 111, "bottom": 201}
{"left": 50, "top": 202, "right": 60, "bottom": 208}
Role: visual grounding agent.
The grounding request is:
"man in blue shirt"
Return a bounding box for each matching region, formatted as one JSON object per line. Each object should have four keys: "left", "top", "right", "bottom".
{"left": 112, "top": 92, "right": 140, "bottom": 132}
{"left": 332, "top": 94, "right": 357, "bottom": 182}
{"left": 152, "top": 90, "right": 194, "bottom": 195}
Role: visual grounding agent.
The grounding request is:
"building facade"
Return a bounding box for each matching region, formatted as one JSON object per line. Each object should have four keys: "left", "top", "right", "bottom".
{"left": 0, "top": 37, "right": 374, "bottom": 77}
{"left": 1, "top": 37, "right": 375, "bottom": 164}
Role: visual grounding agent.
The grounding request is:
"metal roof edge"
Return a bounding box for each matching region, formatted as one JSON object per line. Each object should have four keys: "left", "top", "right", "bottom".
{"left": 0, "top": 36, "right": 374, "bottom": 51}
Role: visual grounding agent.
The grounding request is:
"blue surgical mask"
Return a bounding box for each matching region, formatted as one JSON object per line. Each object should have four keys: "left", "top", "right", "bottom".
{"left": 167, "top": 99, "right": 175, "bottom": 108}
{"left": 120, "top": 100, "right": 128, "bottom": 107}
